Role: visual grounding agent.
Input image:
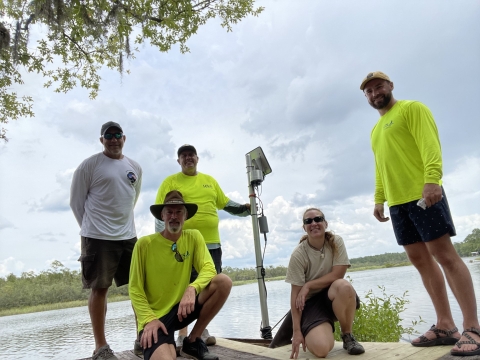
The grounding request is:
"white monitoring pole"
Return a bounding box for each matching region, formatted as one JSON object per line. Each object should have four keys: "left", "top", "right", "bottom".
{"left": 245, "top": 147, "right": 273, "bottom": 340}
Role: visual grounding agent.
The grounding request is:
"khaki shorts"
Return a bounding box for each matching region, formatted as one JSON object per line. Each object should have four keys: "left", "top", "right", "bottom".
{"left": 78, "top": 236, "right": 137, "bottom": 289}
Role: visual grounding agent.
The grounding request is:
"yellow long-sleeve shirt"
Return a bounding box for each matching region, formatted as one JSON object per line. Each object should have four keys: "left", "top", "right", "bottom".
{"left": 371, "top": 100, "right": 443, "bottom": 207}
{"left": 155, "top": 172, "right": 230, "bottom": 245}
{"left": 129, "top": 230, "right": 216, "bottom": 333}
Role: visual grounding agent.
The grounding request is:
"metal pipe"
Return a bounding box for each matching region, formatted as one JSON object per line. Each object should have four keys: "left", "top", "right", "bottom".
{"left": 245, "top": 153, "right": 271, "bottom": 338}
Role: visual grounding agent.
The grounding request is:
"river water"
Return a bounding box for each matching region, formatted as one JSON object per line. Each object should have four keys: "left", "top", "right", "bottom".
{"left": 1, "top": 258, "right": 479, "bottom": 359}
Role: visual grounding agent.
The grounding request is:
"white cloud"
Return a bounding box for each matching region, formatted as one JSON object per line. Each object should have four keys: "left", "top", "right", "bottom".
{"left": 0, "top": 0, "right": 479, "bottom": 276}
{"left": 0, "top": 257, "right": 25, "bottom": 277}
{"left": 0, "top": 216, "right": 15, "bottom": 230}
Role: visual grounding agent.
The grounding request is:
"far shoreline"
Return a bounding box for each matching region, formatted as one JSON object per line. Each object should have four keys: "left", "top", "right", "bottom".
{"left": 0, "top": 263, "right": 413, "bottom": 318}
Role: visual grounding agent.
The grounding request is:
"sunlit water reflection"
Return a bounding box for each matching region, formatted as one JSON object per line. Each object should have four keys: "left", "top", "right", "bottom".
{"left": 1, "top": 258, "right": 479, "bottom": 359}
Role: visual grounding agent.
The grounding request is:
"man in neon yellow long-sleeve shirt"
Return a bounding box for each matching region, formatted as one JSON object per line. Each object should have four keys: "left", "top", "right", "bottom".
{"left": 155, "top": 144, "right": 250, "bottom": 349}
{"left": 129, "top": 190, "right": 232, "bottom": 360}
{"left": 362, "top": 71, "right": 480, "bottom": 357}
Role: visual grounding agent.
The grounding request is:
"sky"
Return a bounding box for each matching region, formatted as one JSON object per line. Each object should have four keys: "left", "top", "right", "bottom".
{"left": 1, "top": 0, "right": 479, "bottom": 278}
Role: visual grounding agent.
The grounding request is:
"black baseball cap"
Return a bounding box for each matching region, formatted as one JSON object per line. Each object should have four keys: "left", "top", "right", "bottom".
{"left": 100, "top": 121, "right": 123, "bottom": 135}
{"left": 177, "top": 144, "right": 197, "bottom": 157}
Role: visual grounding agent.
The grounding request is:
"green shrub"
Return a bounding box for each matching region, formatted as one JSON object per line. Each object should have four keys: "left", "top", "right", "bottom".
{"left": 334, "top": 283, "right": 424, "bottom": 342}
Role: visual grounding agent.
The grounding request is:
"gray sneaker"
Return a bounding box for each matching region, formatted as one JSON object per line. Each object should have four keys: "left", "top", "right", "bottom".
{"left": 92, "top": 344, "right": 118, "bottom": 360}
{"left": 176, "top": 334, "right": 187, "bottom": 354}
{"left": 341, "top": 333, "right": 365, "bottom": 355}
{"left": 133, "top": 339, "right": 142, "bottom": 356}
{"left": 201, "top": 328, "right": 216, "bottom": 346}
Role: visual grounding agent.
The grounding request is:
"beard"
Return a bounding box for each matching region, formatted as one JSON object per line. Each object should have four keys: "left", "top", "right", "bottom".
{"left": 166, "top": 222, "right": 182, "bottom": 234}
{"left": 369, "top": 91, "right": 392, "bottom": 110}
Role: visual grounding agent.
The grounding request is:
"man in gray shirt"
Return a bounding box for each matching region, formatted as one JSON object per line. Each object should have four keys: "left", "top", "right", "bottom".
{"left": 70, "top": 121, "right": 142, "bottom": 360}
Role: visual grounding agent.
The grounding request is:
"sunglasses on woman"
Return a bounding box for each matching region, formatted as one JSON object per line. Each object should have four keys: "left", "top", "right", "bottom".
{"left": 303, "top": 216, "right": 325, "bottom": 225}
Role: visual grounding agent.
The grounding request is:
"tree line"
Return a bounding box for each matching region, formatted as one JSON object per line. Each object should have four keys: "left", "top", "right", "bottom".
{"left": 452, "top": 228, "right": 480, "bottom": 256}
{"left": 0, "top": 257, "right": 434, "bottom": 312}
{"left": 0, "top": 260, "right": 129, "bottom": 311}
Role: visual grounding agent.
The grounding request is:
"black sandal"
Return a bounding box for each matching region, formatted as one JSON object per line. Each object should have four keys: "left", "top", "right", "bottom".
{"left": 451, "top": 327, "right": 480, "bottom": 356}
{"left": 411, "top": 324, "right": 460, "bottom": 347}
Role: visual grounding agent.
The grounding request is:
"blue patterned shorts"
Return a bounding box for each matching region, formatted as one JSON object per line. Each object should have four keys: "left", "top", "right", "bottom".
{"left": 389, "top": 188, "right": 456, "bottom": 246}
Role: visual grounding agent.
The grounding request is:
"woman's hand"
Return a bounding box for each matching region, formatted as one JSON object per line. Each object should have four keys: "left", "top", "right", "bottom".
{"left": 290, "top": 329, "right": 306, "bottom": 359}
{"left": 295, "top": 284, "right": 309, "bottom": 311}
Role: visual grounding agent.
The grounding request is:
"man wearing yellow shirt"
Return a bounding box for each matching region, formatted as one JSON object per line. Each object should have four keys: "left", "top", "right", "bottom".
{"left": 129, "top": 190, "right": 232, "bottom": 360}
{"left": 155, "top": 144, "right": 250, "bottom": 349}
{"left": 362, "top": 71, "right": 480, "bottom": 357}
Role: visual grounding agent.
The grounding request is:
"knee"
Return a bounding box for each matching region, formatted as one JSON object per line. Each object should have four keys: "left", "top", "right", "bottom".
{"left": 406, "top": 251, "right": 432, "bottom": 268}
{"left": 432, "top": 251, "right": 460, "bottom": 269}
{"left": 332, "top": 279, "right": 355, "bottom": 297}
{"left": 90, "top": 288, "right": 108, "bottom": 298}
{"left": 308, "top": 342, "right": 331, "bottom": 358}
{"left": 427, "top": 239, "right": 460, "bottom": 268}
{"left": 213, "top": 273, "right": 232, "bottom": 295}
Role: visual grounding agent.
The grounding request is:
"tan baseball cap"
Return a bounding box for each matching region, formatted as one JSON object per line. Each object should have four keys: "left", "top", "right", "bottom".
{"left": 360, "top": 71, "right": 391, "bottom": 90}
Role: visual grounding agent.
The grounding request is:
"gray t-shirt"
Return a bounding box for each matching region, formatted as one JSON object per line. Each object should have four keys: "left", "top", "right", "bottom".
{"left": 70, "top": 152, "right": 142, "bottom": 240}
{"left": 285, "top": 235, "right": 351, "bottom": 299}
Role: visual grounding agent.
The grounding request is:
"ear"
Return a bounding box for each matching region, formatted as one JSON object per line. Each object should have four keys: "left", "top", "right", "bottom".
{"left": 325, "top": 220, "right": 328, "bottom": 229}
{"left": 100, "top": 137, "right": 104, "bottom": 145}
{"left": 303, "top": 224, "right": 306, "bottom": 232}
{"left": 177, "top": 158, "right": 181, "bottom": 166}
{"left": 123, "top": 135, "right": 126, "bottom": 142}
{"left": 389, "top": 81, "right": 394, "bottom": 90}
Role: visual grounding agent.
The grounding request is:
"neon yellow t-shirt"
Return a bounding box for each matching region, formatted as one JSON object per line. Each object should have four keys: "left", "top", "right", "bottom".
{"left": 155, "top": 172, "right": 230, "bottom": 244}
{"left": 371, "top": 100, "right": 443, "bottom": 207}
{"left": 129, "top": 229, "right": 216, "bottom": 333}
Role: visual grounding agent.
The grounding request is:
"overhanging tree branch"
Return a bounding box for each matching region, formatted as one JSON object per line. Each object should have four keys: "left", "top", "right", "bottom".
{"left": 0, "top": 0, "right": 264, "bottom": 141}
{"left": 61, "top": 31, "right": 92, "bottom": 62}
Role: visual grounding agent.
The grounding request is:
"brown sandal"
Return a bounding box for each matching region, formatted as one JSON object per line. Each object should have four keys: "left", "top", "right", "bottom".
{"left": 411, "top": 324, "right": 460, "bottom": 347}
{"left": 451, "top": 327, "right": 480, "bottom": 356}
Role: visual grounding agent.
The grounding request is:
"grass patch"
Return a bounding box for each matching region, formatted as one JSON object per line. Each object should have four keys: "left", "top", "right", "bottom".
{"left": 334, "top": 281, "right": 424, "bottom": 342}
{"left": 0, "top": 295, "right": 130, "bottom": 317}
{"left": 232, "top": 276, "right": 286, "bottom": 286}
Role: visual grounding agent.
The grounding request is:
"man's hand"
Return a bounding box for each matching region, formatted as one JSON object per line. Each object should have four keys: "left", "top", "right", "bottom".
{"left": 422, "top": 183, "right": 442, "bottom": 208}
{"left": 178, "top": 286, "right": 196, "bottom": 321}
{"left": 140, "top": 319, "right": 167, "bottom": 349}
{"left": 290, "top": 330, "right": 306, "bottom": 359}
{"left": 373, "top": 203, "right": 390, "bottom": 222}
{"left": 295, "top": 284, "right": 310, "bottom": 311}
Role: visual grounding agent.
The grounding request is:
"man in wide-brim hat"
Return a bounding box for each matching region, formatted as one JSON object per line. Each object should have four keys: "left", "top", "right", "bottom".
{"left": 129, "top": 190, "right": 232, "bottom": 360}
